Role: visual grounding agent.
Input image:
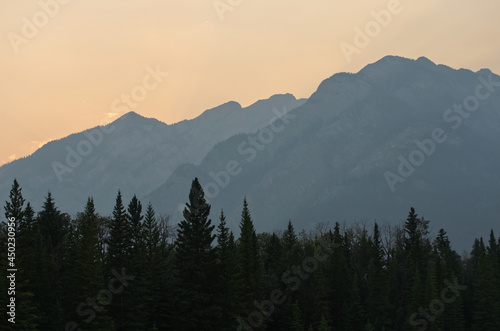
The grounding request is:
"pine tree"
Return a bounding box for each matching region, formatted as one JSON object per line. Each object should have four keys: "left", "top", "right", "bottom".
{"left": 67, "top": 198, "right": 113, "bottom": 330}
{"left": 326, "top": 223, "right": 352, "bottom": 329}
{"left": 152, "top": 213, "right": 176, "bottom": 331}
{"left": 35, "top": 192, "right": 69, "bottom": 329}
{"left": 237, "top": 198, "right": 262, "bottom": 314}
{"left": 403, "top": 207, "right": 432, "bottom": 329}
{"left": 107, "top": 191, "right": 132, "bottom": 270}
{"left": 433, "top": 229, "right": 465, "bottom": 330}
{"left": 38, "top": 192, "right": 68, "bottom": 253}
{"left": 106, "top": 190, "right": 135, "bottom": 330}
{"left": 142, "top": 203, "right": 163, "bottom": 329}
{"left": 4, "top": 179, "right": 25, "bottom": 226}
{"left": 214, "top": 209, "right": 239, "bottom": 330}
{"left": 347, "top": 273, "right": 366, "bottom": 331}
{"left": 174, "top": 178, "right": 217, "bottom": 330}
{"left": 126, "top": 195, "right": 148, "bottom": 330}
{"left": 473, "top": 232, "right": 500, "bottom": 330}
{"left": 367, "top": 223, "right": 391, "bottom": 329}
{"left": 1, "top": 180, "right": 39, "bottom": 329}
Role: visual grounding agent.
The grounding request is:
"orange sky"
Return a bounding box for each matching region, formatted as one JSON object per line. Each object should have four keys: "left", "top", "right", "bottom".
{"left": 1, "top": 0, "right": 499, "bottom": 166}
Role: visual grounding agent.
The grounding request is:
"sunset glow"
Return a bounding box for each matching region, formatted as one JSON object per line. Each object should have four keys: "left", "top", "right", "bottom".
{"left": 1, "top": 0, "right": 499, "bottom": 165}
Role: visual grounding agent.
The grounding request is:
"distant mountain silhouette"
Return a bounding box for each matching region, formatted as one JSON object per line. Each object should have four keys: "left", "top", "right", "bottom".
{"left": 3, "top": 55, "right": 499, "bottom": 250}
{"left": 0, "top": 94, "right": 306, "bottom": 214}
{"left": 145, "top": 56, "right": 500, "bottom": 250}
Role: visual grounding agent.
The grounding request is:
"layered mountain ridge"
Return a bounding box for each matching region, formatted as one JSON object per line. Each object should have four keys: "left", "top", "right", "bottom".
{"left": 2, "top": 55, "right": 500, "bottom": 250}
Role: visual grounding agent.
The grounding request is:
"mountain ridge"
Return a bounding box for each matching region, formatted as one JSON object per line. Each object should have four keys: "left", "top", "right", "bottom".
{"left": 145, "top": 56, "right": 500, "bottom": 250}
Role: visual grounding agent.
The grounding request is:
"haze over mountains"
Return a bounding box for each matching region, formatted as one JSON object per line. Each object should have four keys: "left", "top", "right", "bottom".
{"left": 0, "top": 94, "right": 306, "bottom": 215}
{"left": 2, "top": 55, "right": 500, "bottom": 250}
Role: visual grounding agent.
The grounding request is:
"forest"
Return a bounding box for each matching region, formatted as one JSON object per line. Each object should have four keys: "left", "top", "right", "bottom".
{"left": 1, "top": 177, "right": 499, "bottom": 330}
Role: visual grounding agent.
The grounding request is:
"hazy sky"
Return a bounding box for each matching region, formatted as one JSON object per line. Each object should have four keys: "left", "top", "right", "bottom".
{"left": 1, "top": 0, "right": 499, "bottom": 165}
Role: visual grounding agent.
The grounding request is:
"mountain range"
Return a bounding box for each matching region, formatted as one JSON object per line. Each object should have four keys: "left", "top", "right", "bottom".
{"left": 2, "top": 55, "right": 500, "bottom": 251}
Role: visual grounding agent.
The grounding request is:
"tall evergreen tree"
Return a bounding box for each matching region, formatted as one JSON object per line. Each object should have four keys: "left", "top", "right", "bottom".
{"left": 174, "top": 178, "right": 217, "bottom": 330}
{"left": 35, "top": 192, "right": 69, "bottom": 329}
{"left": 68, "top": 198, "right": 113, "bottom": 330}
{"left": 1, "top": 180, "right": 39, "bottom": 329}
{"left": 237, "top": 198, "right": 262, "bottom": 314}
{"left": 142, "top": 203, "right": 163, "bottom": 329}
{"left": 126, "top": 195, "right": 148, "bottom": 330}
{"left": 4, "top": 179, "right": 25, "bottom": 226}
{"left": 106, "top": 190, "right": 135, "bottom": 330}
{"left": 473, "top": 232, "right": 500, "bottom": 330}
{"left": 214, "top": 209, "right": 239, "bottom": 330}
{"left": 367, "top": 222, "right": 391, "bottom": 329}
{"left": 326, "top": 223, "right": 352, "bottom": 329}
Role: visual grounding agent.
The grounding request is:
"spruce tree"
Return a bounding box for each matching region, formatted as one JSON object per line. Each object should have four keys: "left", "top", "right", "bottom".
{"left": 142, "top": 203, "right": 162, "bottom": 329}
{"left": 4, "top": 179, "right": 25, "bottom": 226}
{"left": 107, "top": 190, "right": 134, "bottom": 330}
{"left": 35, "top": 192, "right": 69, "bottom": 329}
{"left": 326, "top": 223, "right": 351, "bottom": 329}
{"left": 367, "top": 223, "right": 391, "bottom": 329}
{"left": 237, "top": 198, "right": 262, "bottom": 314}
{"left": 1, "top": 180, "right": 40, "bottom": 329}
{"left": 126, "top": 195, "right": 148, "bottom": 330}
{"left": 473, "top": 232, "right": 500, "bottom": 329}
{"left": 214, "top": 209, "right": 239, "bottom": 330}
{"left": 65, "top": 198, "right": 113, "bottom": 330}
{"left": 174, "top": 178, "right": 217, "bottom": 330}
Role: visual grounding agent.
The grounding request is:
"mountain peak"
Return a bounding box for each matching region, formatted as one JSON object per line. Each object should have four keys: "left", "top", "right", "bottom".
{"left": 416, "top": 56, "right": 436, "bottom": 66}
{"left": 118, "top": 111, "right": 146, "bottom": 121}
{"left": 201, "top": 101, "right": 242, "bottom": 116}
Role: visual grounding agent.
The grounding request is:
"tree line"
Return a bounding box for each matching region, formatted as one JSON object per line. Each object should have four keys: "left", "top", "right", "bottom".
{"left": 1, "top": 177, "right": 499, "bottom": 330}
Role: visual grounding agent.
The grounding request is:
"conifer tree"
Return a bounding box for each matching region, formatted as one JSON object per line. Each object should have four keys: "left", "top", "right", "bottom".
{"left": 126, "top": 195, "right": 148, "bottom": 329}
{"left": 237, "top": 198, "right": 262, "bottom": 313}
{"left": 63, "top": 198, "right": 112, "bottom": 330}
{"left": 142, "top": 203, "right": 162, "bottom": 329}
{"left": 2, "top": 181, "right": 40, "bottom": 329}
{"left": 107, "top": 190, "right": 135, "bottom": 330}
{"left": 326, "top": 223, "right": 352, "bottom": 329}
{"left": 175, "top": 178, "right": 217, "bottom": 330}
{"left": 473, "top": 232, "right": 500, "bottom": 329}
{"left": 433, "top": 229, "right": 465, "bottom": 330}
{"left": 4, "top": 179, "right": 25, "bottom": 226}
{"left": 367, "top": 223, "right": 391, "bottom": 329}
{"left": 214, "top": 209, "right": 239, "bottom": 330}
{"left": 35, "top": 192, "right": 69, "bottom": 329}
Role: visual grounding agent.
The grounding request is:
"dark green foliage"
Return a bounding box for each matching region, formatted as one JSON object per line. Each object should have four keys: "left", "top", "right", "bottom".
{"left": 367, "top": 223, "right": 392, "bottom": 329}
{"left": 2, "top": 179, "right": 498, "bottom": 331}
{"left": 174, "top": 178, "right": 217, "bottom": 330}
{"left": 237, "top": 198, "right": 262, "bottom": 313}
{"left": 4, "top": 179, "right": 25, "bottom": 224}
{"left": 214, "top": 209, "right": 240, "bottom": 330}
{"left": 106, "top": 190, "right": 136, "bottom": 330}
{"left": 67, "top": 198, "right": 113, "bottom": 330}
